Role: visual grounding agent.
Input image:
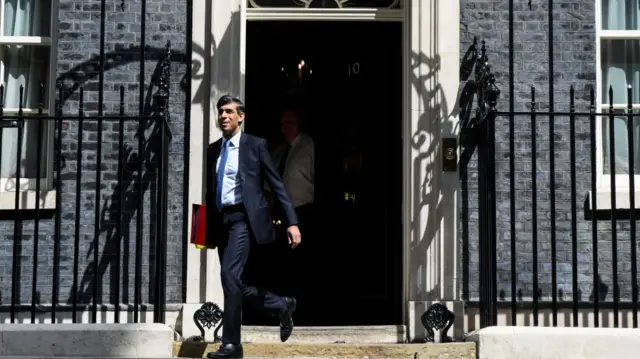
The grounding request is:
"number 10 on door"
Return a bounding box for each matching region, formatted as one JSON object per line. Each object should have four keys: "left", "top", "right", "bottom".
{"left": 348, "top": 62, "right": 360, "bottom": 76}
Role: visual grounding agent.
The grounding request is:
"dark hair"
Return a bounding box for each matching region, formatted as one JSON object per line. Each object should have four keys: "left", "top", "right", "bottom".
{"left": 281, "top": 106, "right": 308, "bottom": 131}
{"left": 283, "top": 103, "right": 309, "bottom": 119}
{"left": 216, "top": 95, "right": 245, "bottom": 114}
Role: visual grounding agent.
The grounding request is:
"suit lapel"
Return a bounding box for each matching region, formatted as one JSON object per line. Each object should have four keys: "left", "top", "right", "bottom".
{"left": 239, "top": 133, "right": 248, "bottom": 183}
{"left": 211, "top": 139, "right": 222, "bottom": 189}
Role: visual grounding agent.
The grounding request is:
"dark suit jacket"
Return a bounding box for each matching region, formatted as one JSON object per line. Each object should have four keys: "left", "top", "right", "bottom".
{"left": 205, "top": 132, "right": 298, "bottom": 249}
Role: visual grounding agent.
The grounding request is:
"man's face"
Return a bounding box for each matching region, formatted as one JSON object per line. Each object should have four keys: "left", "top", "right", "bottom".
{"left": 280, "top": 110, "right": 300, "bottom": 142}
{"left": 218, "top": 102, "right": 244, "bottom": 135}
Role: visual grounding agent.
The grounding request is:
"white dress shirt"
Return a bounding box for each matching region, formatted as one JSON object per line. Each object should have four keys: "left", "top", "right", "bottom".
{"left": 217, "top": 131, "right": 243, "bottom": 207}
{"left": 271, "top": 133, "right": 315, "bottom": 208}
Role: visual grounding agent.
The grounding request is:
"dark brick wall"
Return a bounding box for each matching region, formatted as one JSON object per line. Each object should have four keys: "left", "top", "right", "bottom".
{"left": 459, "top": 1, "right": 637, "bottom": 304}
{"left": 0, "top": 0, "right": 188, "bottom": 309}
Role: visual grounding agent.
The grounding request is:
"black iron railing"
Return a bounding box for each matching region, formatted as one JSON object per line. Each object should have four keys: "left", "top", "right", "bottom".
{"left": 469, "top": 36, "right": 640, "bottom": 329}
{"left": 471, "top": 38, "right": 500, "bottom": 329}
{"left": 0, "top": 45, "right": 171, "bottom": 325}
{"left": 0, "top": 0, "right": 174, "bottom": 325}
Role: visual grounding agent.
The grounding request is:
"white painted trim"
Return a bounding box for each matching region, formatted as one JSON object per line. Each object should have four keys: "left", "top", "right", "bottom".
{"left": 0, "top": 306, "right": 182, "bottom": 324}
{"left": 405, "top": 0, "right": 461, "bottom": 340}
{"left": 186, "top": 0, "right": 245, "bottom": 306}
{"left": 588, "top": 190, "right": 640, "bottom": 210}
{"left": 1, "top": 108, "right": 50, "bottom": 113}
{"left": 188, "top": 0, "right": 464, "bottom": 331}
{"left": 0, "top": 0, "right": 58, "bottom": 200}
{"left": 597, "top": 173, "right": 640, "bottom": 190}
{"left": 0, "top": 190, "right": 56, "bottom": 210}
{"left": 600, "top": 30, "right": 640, "bottom": 39}
{"left": 246, "top": 8, "right": 403, "bottom": 21}
{"left": 401, "top": 0, "right": 411, "bottom": 328}
{"left": 594, "top": 0, "right": 640, "bottom": 192}
{"left": 47, "top": 0, "right": 58, "bottom": 194}
{"left": 595, "top": 0, "right": 604, "bottom": 189}
{"left": 185, "top": 0, "right": 210, "bottom": 304}
{"left": 0, "top": 36, "right": 52, "bottom": 45}
{"left": 600, "top": 104, "right": 640, "bottom": 109}
{"left": 240, "top": 2, "right": 247, "bottom": 101}
{"left": 248, "top": 0, "right": 400, "bottom": 8}
{"left": 464, "top": 307, "right": 640, "bottom": 332}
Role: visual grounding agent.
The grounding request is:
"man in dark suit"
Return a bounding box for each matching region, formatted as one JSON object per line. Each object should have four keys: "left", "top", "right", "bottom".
{"left": 205, "top": 95, "right": 301, "bottom": 359}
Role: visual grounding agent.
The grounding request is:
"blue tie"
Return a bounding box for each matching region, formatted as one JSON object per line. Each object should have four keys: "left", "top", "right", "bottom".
{"left": 216, "top": 140, "right": 231, "bottom": 210}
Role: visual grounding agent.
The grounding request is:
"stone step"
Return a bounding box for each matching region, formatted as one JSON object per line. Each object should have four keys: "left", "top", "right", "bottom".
{"left": 241, "top": 325, "right": 406, "bottom": 344}
{"left": 173, "top": 342, "right": 476, "bottom": 359}
{"left": 182, "top": 325, "right": 408, "bottom": 344}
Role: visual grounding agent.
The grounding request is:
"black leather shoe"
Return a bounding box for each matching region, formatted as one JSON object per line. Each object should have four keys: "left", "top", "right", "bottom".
{"left": 279, "top": 296, "right": 297, "bottom": 342}
{"left": 206, "top": 343, "right": 243, "bottom": 359}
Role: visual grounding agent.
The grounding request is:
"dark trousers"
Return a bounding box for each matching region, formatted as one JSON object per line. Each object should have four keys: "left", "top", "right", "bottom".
{"left": 218, "top": 204, "right": 285, "bottom": 345}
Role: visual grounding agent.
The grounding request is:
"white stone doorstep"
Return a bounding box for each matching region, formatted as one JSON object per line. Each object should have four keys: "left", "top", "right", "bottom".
{"left": 467, "top": 325, "right": 640, "bottom": 359}
{"left": 0, "top": 323, "right": 174, "bottom": 358}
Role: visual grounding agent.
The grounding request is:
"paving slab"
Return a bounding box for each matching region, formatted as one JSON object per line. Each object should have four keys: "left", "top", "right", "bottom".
{"left": 0, "top": 323, "right": 173, "bottom": 358}
{"left": 174, "top": 342, "right": 476, "bottom": 359}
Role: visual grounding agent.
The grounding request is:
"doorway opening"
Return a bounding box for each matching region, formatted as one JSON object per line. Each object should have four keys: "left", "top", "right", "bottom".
{"left": 243, "top": 21, "right": 403, "bottom": 326}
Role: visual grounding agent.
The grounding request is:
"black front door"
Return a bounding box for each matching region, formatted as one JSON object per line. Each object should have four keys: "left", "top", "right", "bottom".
{"left": 244, "top": 21, "right": 402, "bottom": 326}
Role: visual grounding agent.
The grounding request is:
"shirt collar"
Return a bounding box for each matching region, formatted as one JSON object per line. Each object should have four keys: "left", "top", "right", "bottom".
{"left": 223, "top": 130, "right": 242, "bottom": 148}
{"left": 289, "top": 133, "right": 303, "bottom": 148}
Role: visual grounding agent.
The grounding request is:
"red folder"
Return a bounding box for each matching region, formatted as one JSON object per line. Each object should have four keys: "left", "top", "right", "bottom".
{"left": 191, "top": 204, "right": 207, "bottom": 249}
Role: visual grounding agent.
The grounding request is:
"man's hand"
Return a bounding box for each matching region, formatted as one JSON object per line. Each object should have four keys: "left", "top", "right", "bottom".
{"left": 287, "top": 225, "right": 302, "bottom": 249}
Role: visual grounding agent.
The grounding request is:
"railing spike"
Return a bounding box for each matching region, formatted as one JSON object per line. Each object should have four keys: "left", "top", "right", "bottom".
{"left": 609, "top": 85, "right": 614, "bottom": 106}
{"left": 0, "top": 84, "right": 5, "bottom": 108}
{"left": 569, "top": 85, "right": 575, "bottom": 110}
